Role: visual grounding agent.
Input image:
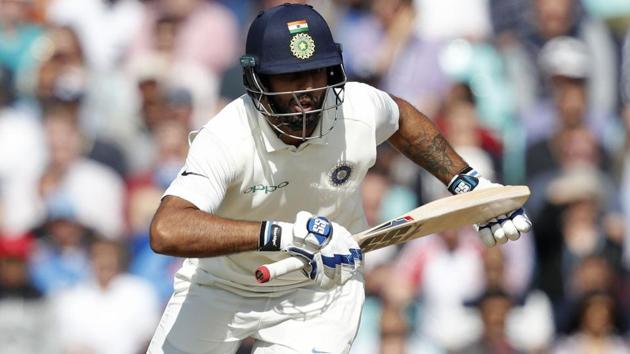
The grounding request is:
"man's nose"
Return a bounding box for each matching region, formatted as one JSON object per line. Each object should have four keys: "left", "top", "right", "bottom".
{"left": 296, "top": 72, "right": 315, "bottom": 90}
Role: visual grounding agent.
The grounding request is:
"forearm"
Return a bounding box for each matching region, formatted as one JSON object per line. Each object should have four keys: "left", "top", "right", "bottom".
{"left": 388, "top": 95, "right": 468, "bottom": 184}
{"left": 150, "top": 196, "right": 260, "bottom": 257}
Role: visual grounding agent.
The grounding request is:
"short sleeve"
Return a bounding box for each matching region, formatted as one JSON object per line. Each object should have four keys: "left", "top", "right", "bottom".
{"left": 163, "top": 128, "right": 237, "bottom": 212}
{"left": 367, "top": 85, "right": 400, "bottom": 144}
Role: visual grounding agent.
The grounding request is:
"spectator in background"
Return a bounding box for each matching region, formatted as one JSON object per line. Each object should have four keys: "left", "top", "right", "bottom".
{"left": 29, "top": 25, "right": 86, "bottom": 113}
{"left": 531, "top": 166, "right": 625, "bottom": 330}
{"left": 126, "top": 119, "right": 188, "bottom": 303}
{"left": 488, "top": 0, "right": 528, "bottom": 46}
{"left": 523, "top": 36, "right": 616, "bottom": 149}
{"left": 54, "top": 238, "right": 160, "bottom": 354}
{"left": 129, "top": 0, "right": 238, "bottom": 76}
{"left": 37, "top": 107, "right": 125, "bottom": 239}
{"left": 551, "top": 291, "right": 629, "bottom": 354}
{"left": 0, "top": 0, "right": 44, "bottom": 81}
{"left": 337, "top": 0, "right": 449, "bottom": 117}
{"left": 117, "top": 59, "right": 195, "bottom": 174}
{"left": 0, "top": 233, "right": 59, "bottom": 353}
{"left": 45, "top": 0, "right": 145, "bottom": 153}
{"left": 0, "top": 64, "right": 46, "bottom": 235}
{"left": 29, "top": 196, "right": 93, "bottom": 294}
{"left": 388, "top": 228, "right": 485, "bottom": 353}
{"left": 524, "top": 38, "right": 617, "bottom": 213}
{"left": 527, "top": 124, "right": 617, "bottom": 217}
{"left": 501, "top": 0, "right": 617, "bottom": 115}
{"left": 563, "top": 254, "right": 630, "bottom": 336}
{"left": 25, "top": 25, "right": 129, "bottom": 176}
{"left": 126, "top": 0, "right": 238, "bottom": 127}
{"left": 46, "top": 0, "right": 143, "bottom": 73}
{"left": 481, "top": 247, "right": 554, "bottom": 353}
{"left": 456, "top": 289, "right": 525, "bottom": 354}
{"left": 118, "top": 59, "right": 168, "bottom": 174}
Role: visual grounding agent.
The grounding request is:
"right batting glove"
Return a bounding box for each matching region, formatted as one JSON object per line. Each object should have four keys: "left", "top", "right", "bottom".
{"left": 258, "top": 211, "right": 335, "bottom": 252}
{"left": 259, "top": 211, "right": 363, "bottom": 289}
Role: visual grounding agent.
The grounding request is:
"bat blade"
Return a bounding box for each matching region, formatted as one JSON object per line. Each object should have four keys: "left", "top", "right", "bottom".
{"left": 356, "top": 185, "right": 530, "bottom": 251}
{"left": 255, "top": 185, "right": 530, "bottom": 282}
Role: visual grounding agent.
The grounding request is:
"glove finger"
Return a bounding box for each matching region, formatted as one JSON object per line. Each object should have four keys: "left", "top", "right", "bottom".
{"left": 499, "top": 216, "right": 520, "bottom": 241}
{"left": 286, "top": 246, "right": 314, "bottom": 261}
{"left": 293, "top": 211, "right": 313, "bottom": 240}
{"left": 478, "top": 224, "right": 496, "bottom": 247}
{"left": 340, "top": 252, "right": 360, "bottom": 284}
{"left": 511, "top": 210, "right": 532, "bottom": 233}
{"left": 350, "top": 248, "right": 363, "bottom": 270}
{"left": 301, "top": 252, "right": 321, "bottom": 280}
{"left": 317, "top": 268, "right": 336, "bottom": 290}
{"left": 340, "top": 266, "right": 354, "bottom": 285}
{"left": 306, "top": 258, "right": 318, "bottom": 280}
{"left": 489, "top": 218, "right": 507, "bottom": 244}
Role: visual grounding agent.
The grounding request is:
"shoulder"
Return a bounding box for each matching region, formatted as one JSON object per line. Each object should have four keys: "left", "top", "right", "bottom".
{"left": 344, "top": 81, "right": 395, "bottom": 109}
{"left": 196, "top": 95, "right": 255, "bottom": 146}
{"left": 344, "top": 81, "right": 389, "bottom": 98}
{"left": 187, "top": 96, "right": 256, "bottom": 166}
{"left": 342, "top": 82, "right": 399, "bottom": 140}
{"left": 203, "top": 95, "right": 251, "bottom": 131}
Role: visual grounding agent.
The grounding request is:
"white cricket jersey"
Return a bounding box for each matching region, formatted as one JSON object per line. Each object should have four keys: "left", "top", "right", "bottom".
{"left": 164, "top": 82, "right": 399, "bottom": 296}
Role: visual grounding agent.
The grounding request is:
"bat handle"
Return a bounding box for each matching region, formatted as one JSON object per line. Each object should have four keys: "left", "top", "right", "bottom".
{"left": 255, "top": 256, "right": 307, "bottom": 283}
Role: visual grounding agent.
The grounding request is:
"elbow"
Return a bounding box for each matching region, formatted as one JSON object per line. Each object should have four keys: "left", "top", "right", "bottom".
{"left": 149, "top": 217, "right": 176, "bottom": 255}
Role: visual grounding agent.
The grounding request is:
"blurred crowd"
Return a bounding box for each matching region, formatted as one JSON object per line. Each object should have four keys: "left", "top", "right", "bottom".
{"left": 1, "top": 0, "right": 630, "bottom": 353}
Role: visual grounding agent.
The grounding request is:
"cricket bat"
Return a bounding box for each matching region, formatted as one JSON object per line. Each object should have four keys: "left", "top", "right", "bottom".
{"left": 255, "top": 185, "right": 530, "bottom": 283}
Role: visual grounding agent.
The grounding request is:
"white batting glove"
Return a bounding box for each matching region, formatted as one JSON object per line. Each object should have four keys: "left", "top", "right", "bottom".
{"left": 289, "top": 224, "right": 363, "bottom": 290}
{"left": 258, "top": 211, "right": 335, "bottom": 252}
{"left": 259, "top": 211, "right": 362, "bottom": 289}
{"left": 447, "top": 167, "right": 532, "bottom": 247}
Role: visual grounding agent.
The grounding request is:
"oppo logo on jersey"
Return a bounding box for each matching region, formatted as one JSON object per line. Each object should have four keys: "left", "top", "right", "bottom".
{"left": 243, "top": 181, "right": 290, "bottom": 194}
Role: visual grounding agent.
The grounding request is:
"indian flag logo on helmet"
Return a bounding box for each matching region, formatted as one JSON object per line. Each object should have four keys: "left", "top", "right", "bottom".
{"left": 287, "top": 20, "right": 309, "bottom": 34}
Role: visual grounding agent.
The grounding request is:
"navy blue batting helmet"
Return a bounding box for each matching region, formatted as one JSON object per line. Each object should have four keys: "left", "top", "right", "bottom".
{"left": 240, "top": 3, "right": 346, "bottom": 141}
{"left": 244, "top": 3, "right": 342, "bottom": 75}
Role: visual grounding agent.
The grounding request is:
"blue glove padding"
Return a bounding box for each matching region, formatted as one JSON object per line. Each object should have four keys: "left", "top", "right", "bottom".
{"left": 448, "top": 167, "right": 532, "bottom": 247}
{"left": 286, "top": 231, "right": 362, "bottom": 289}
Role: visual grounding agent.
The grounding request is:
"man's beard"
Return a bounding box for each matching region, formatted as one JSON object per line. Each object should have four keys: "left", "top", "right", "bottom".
{"left": 269, "top": 91, "right": 324, "bottom": 132}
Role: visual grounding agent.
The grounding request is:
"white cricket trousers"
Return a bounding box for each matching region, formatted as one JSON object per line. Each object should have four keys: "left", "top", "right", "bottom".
{"left": 147, "top": 276, "right": 365, "bottom": 354}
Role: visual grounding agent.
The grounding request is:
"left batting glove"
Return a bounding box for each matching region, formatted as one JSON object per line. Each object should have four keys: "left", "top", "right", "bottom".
{"left": 447, "top": 167, "right": 532, "bottom": 247}
{"left": 258, "top": 211, "right": 338, "bottom": 253}
{"left": 258, "top": 211, "right": 363, "bottom": 289}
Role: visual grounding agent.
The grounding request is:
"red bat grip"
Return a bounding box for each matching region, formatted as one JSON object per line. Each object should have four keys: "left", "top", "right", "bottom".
{"left": 255, "top": 257, "right": 307, "bottom": 283}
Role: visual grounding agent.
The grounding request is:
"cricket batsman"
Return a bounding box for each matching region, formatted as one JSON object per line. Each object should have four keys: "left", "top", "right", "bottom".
{"left": 147, "top": 3, "right": 531, "bottom": 353}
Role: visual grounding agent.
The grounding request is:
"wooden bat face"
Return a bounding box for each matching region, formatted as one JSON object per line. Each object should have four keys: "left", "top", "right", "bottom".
{"left": 355, "top": 185, "right": 530, "bottom": 252}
